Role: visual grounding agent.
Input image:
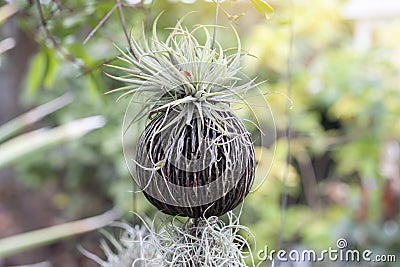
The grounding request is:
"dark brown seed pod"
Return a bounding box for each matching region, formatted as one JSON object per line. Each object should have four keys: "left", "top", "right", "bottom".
{"left": 108, "top": 20, "right": 260, "bottom": 218}
{"left": 135, "top": 108, "right": 255, "bottom": 218}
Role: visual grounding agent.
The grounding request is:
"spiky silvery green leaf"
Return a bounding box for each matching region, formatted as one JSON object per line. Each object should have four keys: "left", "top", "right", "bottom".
{"left": 82, "top": 213, "right": 256, "bottom": 267}
{"left": 107, "top": 15, "right": 254, "bottom": 118}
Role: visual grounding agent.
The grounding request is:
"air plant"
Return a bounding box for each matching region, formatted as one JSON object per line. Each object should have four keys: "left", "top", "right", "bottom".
{"left": 85, "top": 13, "right": 266, "bottom": 267}
{"left": 154, "top": 212, "right": 256, "bottom": 266}
{"left": 79, "top": 221, "right": 162, "bottom": 267}
{"left": 107, "top": 16, "right": 256, "bottom": 219}
{"left": 82, "top": 212, "right": 256, "bottom": 267}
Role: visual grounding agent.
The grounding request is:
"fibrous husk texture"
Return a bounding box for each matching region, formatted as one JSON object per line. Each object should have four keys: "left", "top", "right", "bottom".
{"left": 136, "top": 109, "right": 255, "bottom": 218}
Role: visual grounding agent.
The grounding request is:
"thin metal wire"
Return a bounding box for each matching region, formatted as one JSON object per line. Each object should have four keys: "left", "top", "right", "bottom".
{"left": 275, "top": 0, "right": 294, "bottom": 266}
{"left": 212, "top": 0, "right": 220, "bottom": 50}
{"left": 144, "top": 0, "right": 153, "bottom": 33}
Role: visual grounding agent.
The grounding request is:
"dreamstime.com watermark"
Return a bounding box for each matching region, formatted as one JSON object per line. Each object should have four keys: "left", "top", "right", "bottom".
{"left": 257, "top": 238, "right": 397, "bottom": 263}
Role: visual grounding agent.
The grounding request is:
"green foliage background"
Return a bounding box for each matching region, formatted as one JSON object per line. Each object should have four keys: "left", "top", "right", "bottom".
{"left": 1, "top": 0, "right": 400, "bottom": 266}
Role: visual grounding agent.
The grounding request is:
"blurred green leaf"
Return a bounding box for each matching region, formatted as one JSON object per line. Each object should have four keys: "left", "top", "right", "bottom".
{"left": 0, "top": 207, "right": 121, "bottom": 258}
{"left": 43, "top": 48, "right": 59, "bottom": 89}
{"left": 86, "top": 73, "right": 103, "bottom": 100}
{"left": 0, "top": 3, "right": 18, "bottom": 25}
{"left": 0, "top": 93, "right": 73, "bottom": 143}
{"left": 333, "top": 135, "right": 380, "bottom": 177}
{"left": 0, "top": 116, "right": 105, "bottom": 169}
{"left": 26, "top": 50, "right": 47, "bottom": 95}
{"left": 249, "top": 0, "right": 274, "bottom": 19}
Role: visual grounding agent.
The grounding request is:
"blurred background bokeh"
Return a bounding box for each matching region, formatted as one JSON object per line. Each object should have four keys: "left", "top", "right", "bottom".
{"left": 0, "top": 0, "right": 399, "bottom": 266}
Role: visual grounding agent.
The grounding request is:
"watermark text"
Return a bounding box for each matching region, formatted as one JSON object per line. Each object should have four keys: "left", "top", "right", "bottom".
{"left": 257, "top": 238, "right": 397, "bottom": 263}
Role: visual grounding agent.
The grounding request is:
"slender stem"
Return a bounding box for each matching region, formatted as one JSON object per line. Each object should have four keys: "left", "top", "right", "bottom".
{"left": 35, "top": 0, "right": 82, "bottom": 68}
{"left": 143, "top": 0, "right": 153, "bottom": 34}
{"left": 116, "top": 0, "right": 130, "bottom": 45}
{"left": 132, "top": 183, "right": 138, "bottom": 226}
{"left": 79, "top": 55, "right": 119, "bottom": 76}
{"left": 83, "top": 4, "right": 118, "bottom": 45}
{"left": 276, "top": 1, "right": 294, "bottom": 266}
{"left": 211, "top": 0, "right": 220, "bottom": 50}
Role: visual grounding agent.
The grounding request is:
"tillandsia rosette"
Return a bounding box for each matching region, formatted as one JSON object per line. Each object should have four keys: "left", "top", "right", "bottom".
{"left": 81, "top": 213, "right": 256, "bottom": 267}
{"left": 108, "top": 16, "right": 256, "bottom": 218}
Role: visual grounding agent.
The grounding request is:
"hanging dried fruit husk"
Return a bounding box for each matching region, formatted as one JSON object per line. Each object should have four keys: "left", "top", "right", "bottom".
{"left": 108, "top": 17, "right": 257, "bottom": 218}
{"left": 136, "top": 108, "right": 255, "bottom": 218}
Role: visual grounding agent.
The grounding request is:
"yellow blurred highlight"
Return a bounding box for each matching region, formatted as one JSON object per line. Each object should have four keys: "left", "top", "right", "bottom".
{"left": 254, "top": 146, "right": 298, "bottom": 188}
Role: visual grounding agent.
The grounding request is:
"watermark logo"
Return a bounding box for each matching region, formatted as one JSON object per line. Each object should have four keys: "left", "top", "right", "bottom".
{"left": 257, "top": 238, "right": 397, "bottom": 264}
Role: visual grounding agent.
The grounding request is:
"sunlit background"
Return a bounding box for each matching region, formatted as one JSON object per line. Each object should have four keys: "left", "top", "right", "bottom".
{"left": 0, "top": 0, "right": 400, "bottom": 266}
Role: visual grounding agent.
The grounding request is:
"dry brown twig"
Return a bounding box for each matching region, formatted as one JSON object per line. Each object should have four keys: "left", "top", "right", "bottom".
{"left": 35, "top": 0, "right": 145, "bottom": 75}
{"left": 35, "top": 0, "right": 84, "bottom": 69}
{"left": 83, "top": 4, "right": 118, "bottom": 45}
